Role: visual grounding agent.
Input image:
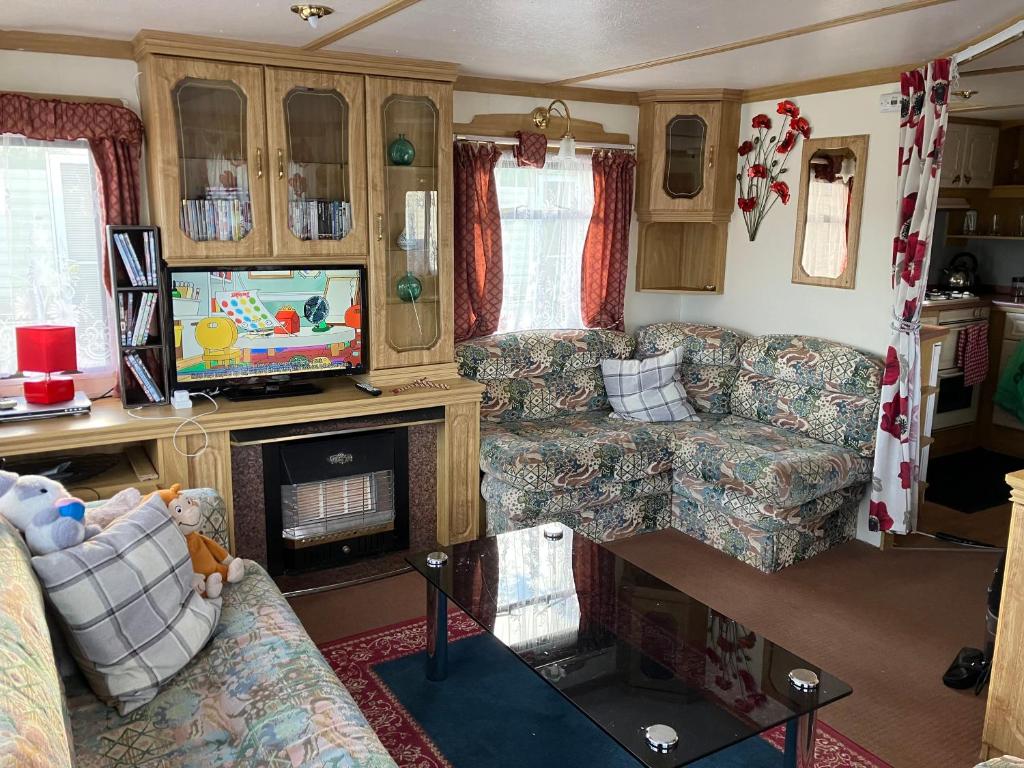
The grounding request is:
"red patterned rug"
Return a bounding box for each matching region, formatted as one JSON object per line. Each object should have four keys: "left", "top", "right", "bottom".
{"left": 319, "top": 613, "right": 892, "bottom": 768}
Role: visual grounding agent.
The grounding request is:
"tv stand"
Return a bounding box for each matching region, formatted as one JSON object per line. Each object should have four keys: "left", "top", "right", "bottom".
{"left": 222, "top": 381, "right": 323, "bottom": 402}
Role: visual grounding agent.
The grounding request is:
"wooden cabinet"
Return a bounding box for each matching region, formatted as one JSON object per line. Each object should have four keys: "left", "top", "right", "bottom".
{"left": 941, "top": 121, "right": 999, "bottom": 189}
{"left": 634, "top": 90, "right": 741, "bottom": 294}
{"left": 140, "top": 57, "right": 271, "bottom": 262}
{"left": 137, "top": 37, "right": 460, "bottom": 381}
{"left": 366, "top": 77, "right": 454, "bottom": 371}
{"left": 264, "top": 68, "right": 367, "bottom": 260}
{"left": 141, "top": 56, "right": 373, "bottom": 265}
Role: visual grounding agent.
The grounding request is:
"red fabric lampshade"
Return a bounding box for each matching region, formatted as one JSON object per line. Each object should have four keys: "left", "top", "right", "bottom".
{"left": 16, "top": 326, "right": 77, "bottom": 374}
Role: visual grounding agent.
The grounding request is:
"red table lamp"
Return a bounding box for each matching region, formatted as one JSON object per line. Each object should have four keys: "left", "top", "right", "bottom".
{"left": 16, "top": 325, "right": 78, "bottom": 404}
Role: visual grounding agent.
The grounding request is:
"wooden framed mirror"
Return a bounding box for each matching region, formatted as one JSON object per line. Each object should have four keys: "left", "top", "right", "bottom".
{"left": 792, "top": 134, "right": 868, "bottom": 289}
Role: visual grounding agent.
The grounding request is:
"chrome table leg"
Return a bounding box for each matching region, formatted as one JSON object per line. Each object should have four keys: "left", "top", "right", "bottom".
{"left": 426, "top": 581, "right": 448, "bottom": 681}
{"left": 783, "top": 710, "right": 817, "bottom": 768}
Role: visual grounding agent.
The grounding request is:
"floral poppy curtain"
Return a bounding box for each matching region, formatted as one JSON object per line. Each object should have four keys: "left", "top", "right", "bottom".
{"left": 453, "top": 140, "right": 503, "bottom": 342}
{"left": 581, "top": 149, "right": 636, "bottom": 331}
{"left": 0, "top": 93, "right": 145, "bottom": 290}
{"left": 869, "top": 59, "right": 951, "bottom": 534}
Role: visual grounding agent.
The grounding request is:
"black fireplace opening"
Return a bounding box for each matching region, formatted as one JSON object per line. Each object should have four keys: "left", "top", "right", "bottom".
{"left": 262, "top": 428, "right": 409, "bottom": 576}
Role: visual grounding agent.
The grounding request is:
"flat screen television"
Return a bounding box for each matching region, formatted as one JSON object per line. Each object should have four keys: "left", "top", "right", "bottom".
{"left": 165, "top": 265, "right": 367, "bottom": 399}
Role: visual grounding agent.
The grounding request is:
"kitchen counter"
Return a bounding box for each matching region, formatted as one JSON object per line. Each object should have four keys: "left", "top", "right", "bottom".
{"left": 922, "top": 294, "right": 1024, "bottom": 312}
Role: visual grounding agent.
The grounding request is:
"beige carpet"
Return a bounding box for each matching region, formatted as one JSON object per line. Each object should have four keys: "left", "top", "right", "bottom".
{"left": 290, "top": 530, "right": 1001, "bottom": 768}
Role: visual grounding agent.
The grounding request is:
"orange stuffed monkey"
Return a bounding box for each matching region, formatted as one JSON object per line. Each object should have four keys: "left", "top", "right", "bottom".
{"left": 160, "top": 486, "right": 244, "bottom": 598}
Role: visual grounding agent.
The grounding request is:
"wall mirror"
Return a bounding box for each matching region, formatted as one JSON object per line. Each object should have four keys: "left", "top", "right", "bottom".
{"left": 792, "top": 134, "right": 869, "bottom": 289}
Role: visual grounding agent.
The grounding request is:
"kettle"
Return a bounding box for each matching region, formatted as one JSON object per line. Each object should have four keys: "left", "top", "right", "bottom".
{"left": 943, "top": 252, "right": 978, "bottom": 291}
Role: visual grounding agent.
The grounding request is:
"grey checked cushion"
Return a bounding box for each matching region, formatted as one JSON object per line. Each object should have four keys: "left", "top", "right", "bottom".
{"left": 601, "top": 347, "right": 700, "bottom": 423}
{"left": 31, "top": 496, "right": 221, "bottom": 714}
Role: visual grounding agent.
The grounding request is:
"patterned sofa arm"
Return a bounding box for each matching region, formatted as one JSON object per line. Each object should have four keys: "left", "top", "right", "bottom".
{"left": 976, "top": 759, "right": 1024, "bottom": 767}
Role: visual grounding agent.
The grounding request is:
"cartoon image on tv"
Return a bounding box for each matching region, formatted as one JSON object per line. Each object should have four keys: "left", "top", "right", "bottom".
{"left": 171, "top": 269, "right": 362, "bottom": 382}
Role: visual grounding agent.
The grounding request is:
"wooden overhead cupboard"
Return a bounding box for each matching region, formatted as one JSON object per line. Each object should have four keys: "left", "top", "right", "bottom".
{"left": 135, "top": 33, "right": 457, "bottom": 376}
{"left": 634, "top": 90, "right": 742, "bottom": 294}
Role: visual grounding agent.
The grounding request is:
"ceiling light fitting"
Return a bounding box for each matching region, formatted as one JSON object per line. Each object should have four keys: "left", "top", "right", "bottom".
{"left": 953, "top": 89, "right": 979, "bottom": 100}
{"left": 291, "top": 4, "right": 334, "bottom": 30}
{"left": 531, "top": 99, "right": 576, "bottom": 160}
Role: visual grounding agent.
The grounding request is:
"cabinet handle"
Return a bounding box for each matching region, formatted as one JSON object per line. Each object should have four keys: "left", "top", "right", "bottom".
{"left": 376, "top": 213, "right": 384, "bottom": 241}
{"left": 952, "top": 174, "right": 960, "bottom": 184}
{"left": 964, "top": 174, "right": 972, "bottom": 185}
{"left": 256, "top": 148, "right": 263, "bottom": 179}
{"left": 707, "top": 145, "right": 714, "bottom": 169}
{"left": 703, "top": 284, "right": 716, "bottom": 292}
{"left": 277, "top": 149, "right": 284, "bottom": 179}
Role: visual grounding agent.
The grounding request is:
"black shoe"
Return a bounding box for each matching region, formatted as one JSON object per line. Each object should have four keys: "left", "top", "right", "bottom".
{"left": 943, "top": 647, "right": 986, "bottom": 690}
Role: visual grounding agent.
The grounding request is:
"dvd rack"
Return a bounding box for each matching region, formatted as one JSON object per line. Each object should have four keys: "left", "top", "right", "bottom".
{"left": 107, "top": 225, "right": 170, "bottom": 408}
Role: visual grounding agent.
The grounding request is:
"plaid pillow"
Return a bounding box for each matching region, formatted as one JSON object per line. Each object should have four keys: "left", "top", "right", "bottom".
{"left": 601, "top": 347, "right": 700, "bottom": 422}
{"left": 31, "top": 496, "right": 221, "bottom": 714}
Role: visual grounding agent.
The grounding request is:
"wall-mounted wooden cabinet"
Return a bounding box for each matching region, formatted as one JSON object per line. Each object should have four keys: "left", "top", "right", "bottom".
{"left": 941, "top": 121, "right": 999, "bottom": 189}
{"left": 136, "top": 34, "right": 458, "bottom": 377}
{"left": 634, "top": 90, "right": 742, "bottom": 294}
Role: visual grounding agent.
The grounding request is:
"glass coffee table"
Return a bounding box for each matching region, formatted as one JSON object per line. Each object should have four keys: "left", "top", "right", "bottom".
{"left": 407, "top": 523, "right": 851, "bottom": 768}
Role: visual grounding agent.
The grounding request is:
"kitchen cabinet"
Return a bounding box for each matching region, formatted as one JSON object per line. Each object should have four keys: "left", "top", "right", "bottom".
{"left": 941, "top": 121, "right": 999, "bottom": 190}
{"left": 994, "top": 309, "right": 1024, "bottom": 431}
{"left": 634, "top": 90, "right": 742, "bottom": 294}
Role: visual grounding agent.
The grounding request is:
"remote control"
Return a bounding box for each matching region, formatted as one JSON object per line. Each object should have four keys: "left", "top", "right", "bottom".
{"left": 354, "top": 381, "right": 382, "bottom": 397}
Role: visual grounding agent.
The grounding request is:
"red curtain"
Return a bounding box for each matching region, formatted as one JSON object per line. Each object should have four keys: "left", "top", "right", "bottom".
{"left": 581, "top": 150, "right": 636, "bottom": 331}
{"left": 453, "top": 140, "right": 503, "bottom": 342}
{"left": 0, "top": 93, "right": 145, "bottom": 288}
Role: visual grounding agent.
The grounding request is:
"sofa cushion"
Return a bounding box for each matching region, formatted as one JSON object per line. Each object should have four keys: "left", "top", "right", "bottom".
{"left": 480, "top": 411, "right": 680, "bottom": 490}
{"left": 731, "top": 335, "right": 882, "bottom": 456}
{"left": 668, "top": 415, "right": 872, "bottom": 509}
{"left": 457, "top": 329, "right": 635, "bottom": 422}
{"left": 32, "top": 497, "right": 221, "bottom": 715}
{"left": 0, "top": 515, "right": 74, "bottom": 768}
{"left": 68, "top": 562, "right": 396, "bottom": 767}
{"left": 635, "top": 323, "right": 746, "bottom": 413}
{"left": 601, "top": 347, "right": 699, "bottom": 422}
{"left": 457, "top": 329, "right": 635, "bottom": 380}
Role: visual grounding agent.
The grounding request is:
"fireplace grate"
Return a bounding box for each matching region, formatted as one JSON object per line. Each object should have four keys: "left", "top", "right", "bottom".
{"left": 281, "top": 470, "right": 395, "bottom": 548}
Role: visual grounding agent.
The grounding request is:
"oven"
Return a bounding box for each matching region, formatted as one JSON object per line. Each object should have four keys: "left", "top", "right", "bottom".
{"left": 932, "top": 305, "right": 990, "bottom": 430}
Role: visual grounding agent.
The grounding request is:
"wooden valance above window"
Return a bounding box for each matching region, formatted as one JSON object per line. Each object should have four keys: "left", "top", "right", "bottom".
{"left": 454, "top": 112, "right": 631, "bottom": 146}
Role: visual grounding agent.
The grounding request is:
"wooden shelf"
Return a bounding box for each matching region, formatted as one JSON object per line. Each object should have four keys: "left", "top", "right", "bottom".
{"left": 989, "top": 185, "right": 1024, "bottom": 199}
{"left": 946, "top": 235, "right": 1024, "bottom": 241}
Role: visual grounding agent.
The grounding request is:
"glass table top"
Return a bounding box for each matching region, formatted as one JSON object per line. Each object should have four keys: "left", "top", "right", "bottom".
{"left": 407, "top": 523, "right": 852, "bottom": 767}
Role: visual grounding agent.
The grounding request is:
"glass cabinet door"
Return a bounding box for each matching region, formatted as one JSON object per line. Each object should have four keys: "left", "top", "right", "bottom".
{"left": 648, "top": 101, "right": 721, "bottom": 215}
{"left": 147, "top": 57, "right": 268, "bottom": 260}
{"left": 173, "top": 78, "right": 255, "bottom": 242}
{"left": 367, "top": 77, "right": 453, "bottom": 370}
{"left": 266, "top": 69, "right": 367, "bottom": 258}
{"left": 663, "top": 115, "right": 707, "bottom": 198}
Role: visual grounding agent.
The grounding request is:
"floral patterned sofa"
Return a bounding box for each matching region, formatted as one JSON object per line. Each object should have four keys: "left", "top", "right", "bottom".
{"left": 0, "top": 489, "right": 395, "bottom": 768}
{"left": 455, "top": 325, "right": 883, "bottom": 572}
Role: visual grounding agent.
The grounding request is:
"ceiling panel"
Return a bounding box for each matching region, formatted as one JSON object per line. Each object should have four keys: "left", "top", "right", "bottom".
{"left": 952, "top": 105, "right": 1024, "bottom": 120}
{"left": 959, "top": 34, "right": 1024, "bottom": 72}
{"left": 331, "top": 0, "right": 904, "bottom": 81}
{"left": 0, "top": 0, "right": 387, "bottom": 48}
{"left": 578, "top": 0, "right": 1021, "bottom": 91}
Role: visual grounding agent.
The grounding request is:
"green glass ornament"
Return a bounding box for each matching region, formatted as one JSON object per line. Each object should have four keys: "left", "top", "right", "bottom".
{"left": 396, "top": 271, "right": 422, "bottom": 302}
{"left": 388, "top": 133, "right": 415, "bottom": 166}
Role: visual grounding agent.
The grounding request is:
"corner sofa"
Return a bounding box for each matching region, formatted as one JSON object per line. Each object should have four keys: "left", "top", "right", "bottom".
{"left": 456, "top": 324, "right": 882, "bottom": 573}
{"left": 0, "top": 489, "right": 395, "bottom": 768}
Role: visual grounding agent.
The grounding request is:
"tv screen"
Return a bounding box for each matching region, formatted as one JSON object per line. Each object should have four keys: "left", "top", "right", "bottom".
{"left": 166, "top": 266, "right": 366, "bottom": 389}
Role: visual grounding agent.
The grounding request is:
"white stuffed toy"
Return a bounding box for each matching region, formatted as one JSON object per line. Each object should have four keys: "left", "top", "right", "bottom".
{"left": 0, "top": 470, "right": 101, "bottom": 555}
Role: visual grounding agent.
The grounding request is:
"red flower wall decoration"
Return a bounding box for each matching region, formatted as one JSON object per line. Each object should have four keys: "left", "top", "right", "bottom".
{"left": 735, "top": 99, "right": 810, "bottom": 240}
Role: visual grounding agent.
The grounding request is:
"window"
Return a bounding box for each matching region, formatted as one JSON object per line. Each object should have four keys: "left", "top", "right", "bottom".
{"left": 494, "top": 152, "right": 593, "bottom": 332}
{"left": 0, "top": 135, "right": 111, "bottom": 382}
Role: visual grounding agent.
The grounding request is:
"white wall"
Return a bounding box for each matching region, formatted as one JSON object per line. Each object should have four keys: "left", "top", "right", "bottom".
{"left": 679, "top": 84, "right": 901, "bottom": 357}
{"left": 453, "top": 91, "right": 680, "bottom": 331}
{"left": 0, "top": 51, "right": 141, "bottom": 113}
